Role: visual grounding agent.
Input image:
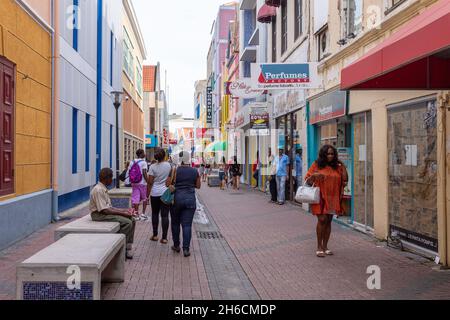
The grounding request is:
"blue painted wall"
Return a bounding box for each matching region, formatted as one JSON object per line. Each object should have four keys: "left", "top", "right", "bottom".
{"left": 0, "top": 191, "right": 52, "bottom": 251}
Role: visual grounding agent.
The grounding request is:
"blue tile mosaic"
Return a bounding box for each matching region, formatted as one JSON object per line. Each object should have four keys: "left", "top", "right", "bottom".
{"left": 111, "top": 197, "right": 130, "bottom": 209}
{"left": 23, "top": 282, "right": 94, "bottom": 300}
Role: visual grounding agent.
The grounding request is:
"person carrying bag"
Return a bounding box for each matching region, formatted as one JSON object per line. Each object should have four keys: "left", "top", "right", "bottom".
{"left": 161, "top": 166, "right": 177, "bottom": 205}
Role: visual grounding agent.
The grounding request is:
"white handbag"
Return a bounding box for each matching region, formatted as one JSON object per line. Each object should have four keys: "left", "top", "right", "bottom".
{"left": 295, "top": 176, "right": 321, "bottom": 204}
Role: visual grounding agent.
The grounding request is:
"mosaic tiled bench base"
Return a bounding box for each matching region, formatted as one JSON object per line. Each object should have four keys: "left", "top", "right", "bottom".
{"left": 23, "top": 282, "right": 94, "bottom": 300}
{"left": 111, "top": 197, "right": 130, "bottom": 209}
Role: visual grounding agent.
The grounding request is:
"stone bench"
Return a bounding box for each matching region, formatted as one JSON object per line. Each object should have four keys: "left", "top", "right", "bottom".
{"left": 17, "top": 233, "right": 125, "bottom": 300}
{"left": 54, "top": 215, "right": 120, "bottom": 241}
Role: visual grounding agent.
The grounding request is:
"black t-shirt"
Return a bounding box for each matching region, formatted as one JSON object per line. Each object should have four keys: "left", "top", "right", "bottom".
{"left": 175, "top": 166, "right": 199, "bottom": 194}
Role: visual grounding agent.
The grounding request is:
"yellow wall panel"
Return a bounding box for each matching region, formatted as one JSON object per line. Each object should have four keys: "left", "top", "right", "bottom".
{"left": 0, "top": 0, "right": 52, "bottom": 198}
{"left": 15, "top": 165, "right": 24, "bottom": 196}
{"left": 0, "top": 25, "right": 3, "bottom": 55}
{"left": 35, "top": 111, "right": 51, "bottom": 138}
{"left": 0, "top": 0, "right": 17, "bottom": 34}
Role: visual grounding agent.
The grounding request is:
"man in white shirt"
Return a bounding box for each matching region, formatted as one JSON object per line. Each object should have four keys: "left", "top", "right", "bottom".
{"left": 129, "top": 149, "right": 149, "bottom": 221}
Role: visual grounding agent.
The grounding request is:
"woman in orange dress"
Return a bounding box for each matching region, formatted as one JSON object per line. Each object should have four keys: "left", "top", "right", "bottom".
{"left": 304, "top": 145, "right": 348, "bottom": 258}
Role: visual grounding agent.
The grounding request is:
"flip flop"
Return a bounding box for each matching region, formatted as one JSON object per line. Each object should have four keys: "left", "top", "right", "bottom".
{"left": 316, "top": 251, "right": 326, "bottom": 258}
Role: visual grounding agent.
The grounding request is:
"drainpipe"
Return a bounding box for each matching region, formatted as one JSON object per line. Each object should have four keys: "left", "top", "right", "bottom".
{"left": 50, "top": 0, "right": 60, "bottom": 222}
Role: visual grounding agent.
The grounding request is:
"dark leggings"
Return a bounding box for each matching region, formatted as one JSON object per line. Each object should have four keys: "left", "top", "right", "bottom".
{"left": 270, "top": 176, "right": 277, "bottom": 202}
{"left": 150, "top": 196, "right": 170, "bottom": 239}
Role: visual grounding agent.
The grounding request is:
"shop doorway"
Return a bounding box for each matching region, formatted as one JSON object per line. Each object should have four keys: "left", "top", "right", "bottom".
{"left": 353, "top": 112, "right": 374, "bottom": 231}
{"left": 387, "top": 97, "right": 438, "bottom": 253}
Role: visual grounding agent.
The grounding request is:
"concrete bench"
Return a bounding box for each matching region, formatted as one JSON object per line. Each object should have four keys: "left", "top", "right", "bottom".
{"left": 54, "top": 215, "right": 120, "bottom": 241}
{"left": 17, "top": 233, "right": 125, "bottom": 300}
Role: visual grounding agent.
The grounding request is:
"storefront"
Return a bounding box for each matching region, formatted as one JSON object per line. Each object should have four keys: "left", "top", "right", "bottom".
{"left": 341, "top": 0, "right": 449, "bottom": 264}
{"left": 307, "top": 88, "right": 352, "bottom": 219}
{"left": 273, "top": 90, "right": 307, "bottom": 201}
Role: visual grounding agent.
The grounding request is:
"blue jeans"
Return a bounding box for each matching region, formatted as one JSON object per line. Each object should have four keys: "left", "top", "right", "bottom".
{"left": 171, "top": 192, "right": 196, "bottom": 250}
{"left": 276, "top": 176, "right": 287, "bottom": 203}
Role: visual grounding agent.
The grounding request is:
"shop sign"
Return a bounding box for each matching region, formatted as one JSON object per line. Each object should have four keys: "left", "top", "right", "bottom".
{"left": 229, "top": 79, "right": 265, "bottom": 99}
{"left": 196, "top": 128, "right": 214, "bottom": 139}
{"left": 162, "top": 127, "right": 169, "bottom": 148}
{"left": 250, "top": 113, "right": 269, "bottom": 130}
{"left": 309, "top": 90, "right": 347, "bottom": 124}
{"left": 273, "top": 90, "right": 305, "bottom": 118}
{"left": 206, "top": 87, "right": 213, "bottom": 125}
{"left": 390, "top": 225, "right": 438, "bottom": 252}
{"left": 252, "top": 63, "right": 319, "bottom": 90}
{"left": 169, "top": 139, "right": 178, "bottom": 145}
{"left": 145, "top": 134, "right": 158, "bottom": 148}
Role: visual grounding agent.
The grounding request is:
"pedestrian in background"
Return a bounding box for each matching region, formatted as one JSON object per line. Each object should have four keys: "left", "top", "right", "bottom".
{"left": 305, "top": 145, "right": 348, "bottom": 258}
{"left": 219, "top": 157, "right": 226, "bottom": 190}
{"left": 148, "top": 148, "right": 172, "bottom": 244}
{"left": 268, "top": 148, "right": 277, "bottom": 203}
{"left": 171, "top": 151, "right": 201, "bottom": 257}
{"left": 295, "top": 149, "right": 303, "bottom": 192}
{"left": 198, "top": 164, "right": 205, "bottom": 181}
{"left": 275, "top": 148, "right": 290, "bottom": 205}
{"left": 252, "top": 152, "right": 260, "bottom": 189}
{"left": 129, "top": 149, "right": 149, "bottom": 221}
{"left": 231, "top": 156, "right": 241, "bottom": 190}
{"left": 91, "top": 168, "right": 137, "bottom": 259}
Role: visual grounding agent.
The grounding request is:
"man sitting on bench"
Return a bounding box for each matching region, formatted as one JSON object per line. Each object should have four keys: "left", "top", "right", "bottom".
{"left": 91, "top": 168, "right": 138, "bottom": 259}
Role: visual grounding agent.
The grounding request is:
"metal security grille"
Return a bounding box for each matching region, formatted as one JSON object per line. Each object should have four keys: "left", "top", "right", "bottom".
{"left": 197, "top": 231, "right": 223, "bottom": 240}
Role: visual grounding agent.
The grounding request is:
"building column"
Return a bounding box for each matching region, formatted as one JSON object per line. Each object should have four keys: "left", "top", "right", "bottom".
{"left": 372, "top": 103, "right": 389, "bottom": 240}
{"left": 437, "top": 91, "right": 450, "bottom": 267}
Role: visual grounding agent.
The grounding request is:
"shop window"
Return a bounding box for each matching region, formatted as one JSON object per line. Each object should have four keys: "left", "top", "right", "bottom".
{"left": 387, "top": 99, "right": 438, "bottom": 252}
{"left": 353, "top": 112, "right": 374, "bottom": 229}
{"left": 0, "top": 57, "right": 15, "bottom": 196}
{"left": 319, "top": 123, "right": 337, "bottom": 147}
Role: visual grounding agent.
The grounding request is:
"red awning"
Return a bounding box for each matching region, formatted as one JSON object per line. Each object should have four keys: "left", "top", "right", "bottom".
{"left": 341, "top": 0, "right": 450, "bottom": 90}
{"left": 265, "top": 0, "right": 281, "bottom": 7}
{"left": 258, "top": 4, "right": 277, "bottom": 23}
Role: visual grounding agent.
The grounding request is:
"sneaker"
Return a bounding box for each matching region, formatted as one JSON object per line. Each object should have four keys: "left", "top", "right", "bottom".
{"left": 183, "top": 249, "right": 191, "bottom": 257}
{"left": 140, "top": 214, "right": 149, "bottom": 221}
{"left": 126, "top": 250, "right": 133, "bottom": 260}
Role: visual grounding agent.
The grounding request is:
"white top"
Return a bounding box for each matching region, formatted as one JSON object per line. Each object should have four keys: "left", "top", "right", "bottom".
{"left": 148, "top": 162, "right": 172, "bottom": 197}
{"left": 128, "top": 159, "right": 148, "bottom": 185}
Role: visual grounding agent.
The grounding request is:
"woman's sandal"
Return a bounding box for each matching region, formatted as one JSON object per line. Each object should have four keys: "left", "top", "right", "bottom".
{"left": 325, "top": 250, "right": 334, "bottom": 256}
{"left": 316, "top": 251, "right": 326, "bottom": 258}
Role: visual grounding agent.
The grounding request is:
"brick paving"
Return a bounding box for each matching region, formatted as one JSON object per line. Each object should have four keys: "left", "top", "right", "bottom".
{"left": 1, "top": 186, "right": 450, "bottom": 300}
{"left": 198, "top": 186, "right": 450, "bottom": 300}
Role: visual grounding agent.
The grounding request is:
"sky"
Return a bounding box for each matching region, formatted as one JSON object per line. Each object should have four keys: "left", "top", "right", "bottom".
{"left": 133, "top": 0, "right": 232, "bottom": 118}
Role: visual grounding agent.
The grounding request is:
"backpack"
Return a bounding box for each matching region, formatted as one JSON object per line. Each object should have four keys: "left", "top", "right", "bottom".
{"left": 129, "top": 160, "right": 144, "bottom": 184}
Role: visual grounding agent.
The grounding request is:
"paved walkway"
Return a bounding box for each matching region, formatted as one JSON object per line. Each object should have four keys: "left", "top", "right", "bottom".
{"left": 1, "top": 186, "right": 450, "bottom": 300}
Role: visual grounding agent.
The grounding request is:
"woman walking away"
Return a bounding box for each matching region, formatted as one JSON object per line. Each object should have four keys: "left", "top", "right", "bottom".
{"left": 148, "top": 148, "right": 172, "bottom": 244}
{"left": 268, "top": 149, "right": 277, "bottom": 203}
{"left": 171, "top": 151, "right": 201, "bottom": 257}
{"left": 219, "top": 157, "right": 226, "bottom": 190}
{"left": 305, "top": 145, "right": 348, "bottom": 258}
{"left": 231, "top": 156, "right": 241, "bottom": 190}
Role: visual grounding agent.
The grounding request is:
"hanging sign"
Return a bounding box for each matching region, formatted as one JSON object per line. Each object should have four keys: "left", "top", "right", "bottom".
{"left": 252, "top": 63, "right": 319, "bottom": 90}
{"left": 229, "top": 79, "right": 265, "bottom": 99}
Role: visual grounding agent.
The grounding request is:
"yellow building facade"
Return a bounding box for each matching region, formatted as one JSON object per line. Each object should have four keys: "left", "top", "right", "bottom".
{"left": 0, "top": 0, "right": 53, "bottom": 250}
{"left": 0, "top": 0, "right": 52, "bottom": 198}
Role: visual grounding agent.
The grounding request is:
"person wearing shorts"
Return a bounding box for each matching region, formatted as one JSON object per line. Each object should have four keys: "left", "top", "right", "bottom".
{"left": 129, "top": 149, "right": 149, "bottom": 221}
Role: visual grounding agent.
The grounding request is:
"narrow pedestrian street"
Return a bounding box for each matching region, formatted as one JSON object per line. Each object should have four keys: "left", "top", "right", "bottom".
{"left": 1, "top": 186, "right": 449, "bottom": 300}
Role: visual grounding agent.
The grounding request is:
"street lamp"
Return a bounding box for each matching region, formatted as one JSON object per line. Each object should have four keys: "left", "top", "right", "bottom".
{"left": 111, "top": 91, "right": 123, "bottom": 189}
